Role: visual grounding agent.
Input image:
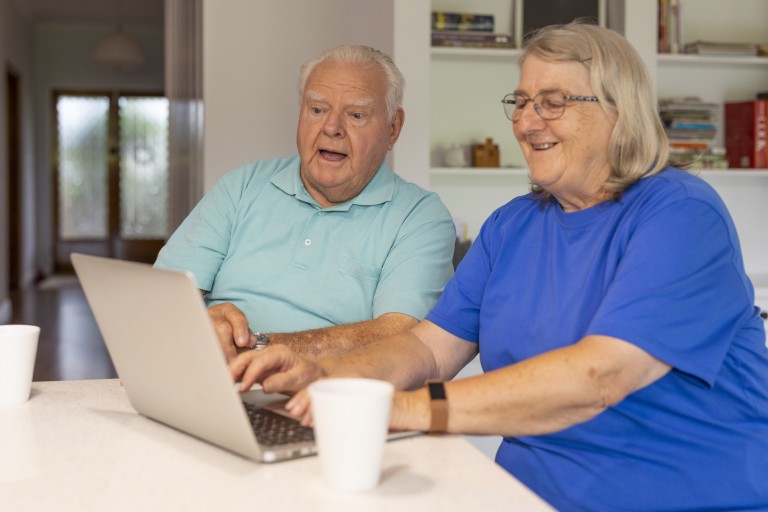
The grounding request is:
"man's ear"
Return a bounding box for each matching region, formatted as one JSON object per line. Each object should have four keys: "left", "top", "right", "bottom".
{"left": 387, "top": 108, "right": 405, "bottom": 150}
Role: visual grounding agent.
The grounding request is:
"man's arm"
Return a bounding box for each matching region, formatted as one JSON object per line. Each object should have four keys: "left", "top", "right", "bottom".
{"left": 209, "top": 302, "right": 417, "bottom": 361}
{"left": 267, "top": 312, "right": 418, "bottom": 358}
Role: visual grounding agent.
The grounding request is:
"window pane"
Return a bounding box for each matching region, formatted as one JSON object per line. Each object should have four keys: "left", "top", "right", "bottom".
{"left": 57, "top": 96, "right": 109, "bottom": 240}
{"left": 119, "top": 97, "right": 169, "bottom": 239}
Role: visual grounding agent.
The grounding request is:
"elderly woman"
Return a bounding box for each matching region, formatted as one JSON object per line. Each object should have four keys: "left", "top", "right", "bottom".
{"left": 229, "top": 23, "right": 768, "bottom": 511}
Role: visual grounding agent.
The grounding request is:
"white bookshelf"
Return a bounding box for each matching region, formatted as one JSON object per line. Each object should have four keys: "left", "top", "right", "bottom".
{"left": 418, "top": 0, "right": 768, "bottom": 278}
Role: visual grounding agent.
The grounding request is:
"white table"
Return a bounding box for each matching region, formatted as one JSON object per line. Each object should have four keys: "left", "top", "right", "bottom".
{"left": 0, "top": 380, "right": 553, "bottom": 511}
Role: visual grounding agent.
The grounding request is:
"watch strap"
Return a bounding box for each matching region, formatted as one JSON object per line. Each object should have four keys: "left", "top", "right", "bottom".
{"left": 427, "top": 380, "right": 448, "bottom": 434}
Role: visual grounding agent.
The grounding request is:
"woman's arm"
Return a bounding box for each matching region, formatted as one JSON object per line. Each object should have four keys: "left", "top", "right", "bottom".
{"left": 391, "top": 334, "right": 672, "bottom": 436}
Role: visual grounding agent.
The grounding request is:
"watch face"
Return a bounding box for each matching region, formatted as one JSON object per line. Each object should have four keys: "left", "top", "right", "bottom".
{"left": 428, "top": 381, "right": 446, "bottom": 400}
{"left": 251, "top": 332, "right": 269, "bottom": 350}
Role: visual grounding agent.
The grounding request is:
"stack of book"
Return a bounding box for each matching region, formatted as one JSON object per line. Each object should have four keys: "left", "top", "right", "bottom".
{"left": 659, "top": 97, "right": 728, "bottom": 169}
{"left": 431, "top": 11, "right": 515, "bottom": 49}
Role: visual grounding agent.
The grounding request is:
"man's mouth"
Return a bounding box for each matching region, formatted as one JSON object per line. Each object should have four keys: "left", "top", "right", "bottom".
{"left": 531, "top": 142, "right": 557, "bottom": 151}
{"left": 320, "top": 149, "right": 347, "bottom": 161}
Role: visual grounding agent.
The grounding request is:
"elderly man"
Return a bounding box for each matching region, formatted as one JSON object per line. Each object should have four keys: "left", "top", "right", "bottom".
{"left": 155, "top": 45, "right": 455, "bottom": 361}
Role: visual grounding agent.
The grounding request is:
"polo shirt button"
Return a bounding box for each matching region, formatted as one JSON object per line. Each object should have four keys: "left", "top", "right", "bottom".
{"left": 319, "top": 211, "right": 326, "bottom": 216}
{"left": 304, "top": 239, "right": 311, "bottom": 246}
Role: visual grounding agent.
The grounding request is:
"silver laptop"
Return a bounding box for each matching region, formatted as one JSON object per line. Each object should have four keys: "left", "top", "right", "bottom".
{"left": 70, "top": 253, "right": 325, "bottom": 462}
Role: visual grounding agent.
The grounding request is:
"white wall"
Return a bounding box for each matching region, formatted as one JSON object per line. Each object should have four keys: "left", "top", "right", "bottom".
{"left": 202, "top": 0, "right": 395, "bottom": 191}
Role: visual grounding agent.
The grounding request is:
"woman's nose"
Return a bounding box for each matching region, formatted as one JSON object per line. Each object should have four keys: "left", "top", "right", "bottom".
{"left": 513, "top": 102, "right": 545, "bottom": 130}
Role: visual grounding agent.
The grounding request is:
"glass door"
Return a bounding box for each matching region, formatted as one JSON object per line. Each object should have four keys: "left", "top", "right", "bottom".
{"left": 54, "top": 91, "right": 169, "bottom": 270}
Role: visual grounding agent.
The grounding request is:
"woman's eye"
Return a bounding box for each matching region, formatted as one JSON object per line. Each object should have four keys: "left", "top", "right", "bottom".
{"left": 311, "top": 107, "right": 322, "bottom": 115}
{"left": 543, "top": 98, "right": 564, "bottom": 109}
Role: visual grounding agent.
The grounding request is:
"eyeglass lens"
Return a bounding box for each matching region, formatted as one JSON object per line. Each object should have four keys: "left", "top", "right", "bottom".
{"left": 502, "top": 92, "right": 568, "bottom": 121}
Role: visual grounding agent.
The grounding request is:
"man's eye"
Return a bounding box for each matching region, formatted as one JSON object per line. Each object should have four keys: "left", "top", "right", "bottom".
{"left": 311, "top": 107, "right": 323, "bottom": 114}
{"left": 351, "top": 112, "right": 365, "bottom": 120}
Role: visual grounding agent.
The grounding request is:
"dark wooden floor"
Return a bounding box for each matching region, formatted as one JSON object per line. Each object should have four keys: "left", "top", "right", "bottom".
{"left": 9, "top": 276, "right": 117, "bottom": 381}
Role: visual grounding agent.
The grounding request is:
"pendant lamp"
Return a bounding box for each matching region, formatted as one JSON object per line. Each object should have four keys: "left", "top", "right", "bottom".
{"left": 92, "top": 26, "right": 145, "bottom": 71}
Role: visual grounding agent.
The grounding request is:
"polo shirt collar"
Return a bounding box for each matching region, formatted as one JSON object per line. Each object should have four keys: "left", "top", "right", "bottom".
{"left": 271, "top": 156, "right": 395, "bottom": 211}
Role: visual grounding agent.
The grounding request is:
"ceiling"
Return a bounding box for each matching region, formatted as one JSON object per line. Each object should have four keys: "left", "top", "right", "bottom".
{"left": 12, "top": 0, "right": 164, "bottom": 27}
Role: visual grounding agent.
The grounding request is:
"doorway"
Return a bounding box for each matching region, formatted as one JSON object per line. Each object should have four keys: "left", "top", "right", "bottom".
{"left": 52, "top": 91, "right": 169, "bottom": 271}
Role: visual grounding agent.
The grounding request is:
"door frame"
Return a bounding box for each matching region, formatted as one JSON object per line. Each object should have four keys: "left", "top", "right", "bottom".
{"left": 6, "top": 66, "right": 21, "bottom": 290}
{"left": 51, "top": 89, "right": 166, "bottom": 271}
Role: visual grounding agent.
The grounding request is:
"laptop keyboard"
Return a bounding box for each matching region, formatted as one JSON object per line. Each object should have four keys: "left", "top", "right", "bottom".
{"left": 243, "top": 402, "right": 315, "bottom": 446}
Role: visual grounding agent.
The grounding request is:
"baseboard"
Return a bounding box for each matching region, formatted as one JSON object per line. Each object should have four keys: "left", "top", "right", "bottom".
{"left": 0, "top": 297, "right": 11, "bottom": 324}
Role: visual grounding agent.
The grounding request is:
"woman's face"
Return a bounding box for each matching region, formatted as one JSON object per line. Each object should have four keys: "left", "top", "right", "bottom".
{"left": 512, "top": 55, "right": 616, "bottom": 211}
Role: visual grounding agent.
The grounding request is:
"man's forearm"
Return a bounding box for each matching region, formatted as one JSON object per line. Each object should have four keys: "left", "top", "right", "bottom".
{"left": 267, "top": 312, "right": 418, "bottom": 358}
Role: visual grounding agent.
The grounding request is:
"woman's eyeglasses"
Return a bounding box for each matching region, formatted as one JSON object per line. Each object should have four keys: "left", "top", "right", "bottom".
{"left": 501, "top": 91, "right": 599, "bottom": 121}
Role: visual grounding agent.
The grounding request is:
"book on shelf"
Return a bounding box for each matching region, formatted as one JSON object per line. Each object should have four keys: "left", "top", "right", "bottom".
{"left": 431, "top": 31, "right": 515, "bottom": 49}
{"left": 725, "top": 100, "right": 768, "bottom": 169}
{"left": 683, "top": 40, "right": 758, "bottom": 56}
{"left": 658, "top": 0, "right": 683, "bottom": 53}
{"left": 432, "top": 11, "right": 494, "bottom": 32}
{"left": 659, "top": 97, "right": 720, "bottom": 112}
{"left": 671, "top": 147, "right": 729, "bottom": 170}
{"left": 669, "top": 140, "right": 713, "bottom": 151}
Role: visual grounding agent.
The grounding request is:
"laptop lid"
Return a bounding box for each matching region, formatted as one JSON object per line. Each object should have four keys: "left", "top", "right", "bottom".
{"left": 71, "top": 252, "right": 316, "bottom": 462}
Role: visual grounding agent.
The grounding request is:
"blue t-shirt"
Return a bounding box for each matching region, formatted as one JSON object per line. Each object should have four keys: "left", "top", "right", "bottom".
{"left": 156, "top": 155, "right": 456, "bottom": 333}
{"left": 427, "top": 168, "right": 768, "bottom": 511}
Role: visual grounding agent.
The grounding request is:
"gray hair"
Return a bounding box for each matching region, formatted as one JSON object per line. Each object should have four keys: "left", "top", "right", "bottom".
{"left": 298, "top": 44, "right": 405, "bottom": 122}
{"left": 520, "top": 22, "right": 669, "bottom": 199}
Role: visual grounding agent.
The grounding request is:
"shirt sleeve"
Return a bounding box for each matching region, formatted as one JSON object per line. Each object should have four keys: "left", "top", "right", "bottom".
{"left": 154, "top": 168, "right": 245, "bottom": 291}
{"left": 587, "top": 196, "right": 754, "bottom": 386}
{"left": 371, "top": 192, "right": 457, "bottom": 321}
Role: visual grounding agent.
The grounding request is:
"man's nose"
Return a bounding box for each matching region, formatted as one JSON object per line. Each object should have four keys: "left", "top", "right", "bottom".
{"left": 323, "top": 112, "right": 345, "bottom": 137}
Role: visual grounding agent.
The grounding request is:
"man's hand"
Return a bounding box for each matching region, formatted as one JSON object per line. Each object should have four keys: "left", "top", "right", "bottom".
{"left": 208, "top": 303, "right": 256, "bottom": 361}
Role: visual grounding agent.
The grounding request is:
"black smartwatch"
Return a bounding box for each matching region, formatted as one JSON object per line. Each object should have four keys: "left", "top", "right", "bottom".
{"left": 426, "top": 380, "right": 448, "bottom": 434}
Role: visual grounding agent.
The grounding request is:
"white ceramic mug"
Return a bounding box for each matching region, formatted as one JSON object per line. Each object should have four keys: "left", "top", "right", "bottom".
{"left": 444, "top": 145, "right": 467, "bottom": 167}
{"left": 309, "top": 378, "right": 394, "bottom": 493}
{"left": 0, "top": 325, "right": 41, "bottom": 407}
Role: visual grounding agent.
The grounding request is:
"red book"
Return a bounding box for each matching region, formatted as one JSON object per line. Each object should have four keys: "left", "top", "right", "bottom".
{"left": 724, "top": 100, "right": 768, "bottom": 169}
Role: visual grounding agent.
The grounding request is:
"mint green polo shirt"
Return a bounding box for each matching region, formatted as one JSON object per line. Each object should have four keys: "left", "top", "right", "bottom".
{"left": 155, "top": 155, "right": 456, "bottom": 333}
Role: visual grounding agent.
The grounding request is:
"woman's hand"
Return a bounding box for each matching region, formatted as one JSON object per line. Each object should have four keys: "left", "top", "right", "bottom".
{"left": 285, "top": 388, "right": 313, "bottom": 426}
{"left": 228, "top": 344, "right": 326, "bottom": 395}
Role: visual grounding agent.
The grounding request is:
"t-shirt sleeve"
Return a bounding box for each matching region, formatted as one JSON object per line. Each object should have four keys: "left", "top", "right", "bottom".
{"left": 371, "top": 193, "right": 456, "bottom": 321}
{"left": 426, "top": 208, "right": 500, "bottom": 342}
{"left": 587, "top": 197, "right": 753, "bottom": 386}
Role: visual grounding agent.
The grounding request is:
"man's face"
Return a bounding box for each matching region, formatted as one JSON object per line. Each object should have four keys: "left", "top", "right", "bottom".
{"left": 296, "top": 60, "right": 404, "bottom": 207}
